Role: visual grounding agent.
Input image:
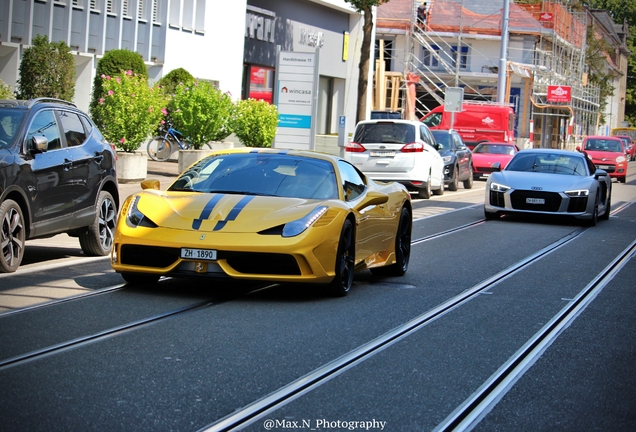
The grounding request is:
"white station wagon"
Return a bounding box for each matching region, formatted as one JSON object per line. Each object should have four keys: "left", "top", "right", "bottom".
{"left": 345, "top": 119, "right": 445, "bottom": 199}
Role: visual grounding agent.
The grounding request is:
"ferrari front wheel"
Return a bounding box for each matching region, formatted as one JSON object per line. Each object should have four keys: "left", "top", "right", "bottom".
{"left": 328, "top": 219, "right": 355, "bottom": 297}
{"left": 371, "top": 206, "right": 411, "bottom": 277}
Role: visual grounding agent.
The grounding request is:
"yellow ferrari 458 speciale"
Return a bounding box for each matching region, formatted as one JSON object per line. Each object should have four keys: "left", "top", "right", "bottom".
{"left": 111, "top": 148, "right": 412, "bottom": 296}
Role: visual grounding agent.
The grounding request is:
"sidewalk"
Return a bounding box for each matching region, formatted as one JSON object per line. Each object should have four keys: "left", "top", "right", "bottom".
{"left": 118, "top": 159, "right": 180, "bottom": 200}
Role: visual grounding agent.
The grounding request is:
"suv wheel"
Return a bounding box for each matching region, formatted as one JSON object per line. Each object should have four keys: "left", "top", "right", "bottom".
{"left": 0, "top": 200, "right": 26, "bottom": 273}
{"left": 448, "top": 166, "right": 458, "bottom": 191}
{"left": 463, "top": 165, "right": 474, "bottom": 189}
{"left": 79, "top": 191, "right": 117, "bottom": 256}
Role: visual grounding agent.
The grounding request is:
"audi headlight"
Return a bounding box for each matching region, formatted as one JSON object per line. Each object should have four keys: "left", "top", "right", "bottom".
{"left": 490, "top": 182, "right": 510, "bottom": 192}
{"left": 126, "top": 196, "right": 157, "bottom": 228}
{"left": 565, "top": 189, "right": 589, "bottom": 197}
{"left": 282, "top": 206, "right": 328, "bottom": 238}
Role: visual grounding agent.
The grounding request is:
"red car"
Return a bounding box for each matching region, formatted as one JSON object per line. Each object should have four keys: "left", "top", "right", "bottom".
{"left": 578, "top": 136, "right": 628, "bottom": 183}
{"left": 614, "top": 135, "right": 635, "bottom": 161}
{"left": 472, "top": 142, "right": 520, "bottom": 179}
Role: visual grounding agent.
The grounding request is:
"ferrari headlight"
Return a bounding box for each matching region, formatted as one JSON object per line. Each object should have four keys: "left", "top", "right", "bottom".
{"left": 490, "top": 182, "right": 510, "bottom": 192}
{"left": 565, "top": 189, "right": 589, "bottom": 197}
{"left": 282, "top": 206, "right": 328, "bottom": 238}
{"left": 442, "top": 155, "right": 452, "bottom": 163}
{"left": 126, "top": 196, "right": 157, "bottom": 228}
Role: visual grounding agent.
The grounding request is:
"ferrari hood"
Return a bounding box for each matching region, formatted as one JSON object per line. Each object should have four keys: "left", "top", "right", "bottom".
{"left": 133, "top": 191, "right": 331, "bottom": 233}
{"left": 494, "top": 171, "right": 592, "bottom": 191}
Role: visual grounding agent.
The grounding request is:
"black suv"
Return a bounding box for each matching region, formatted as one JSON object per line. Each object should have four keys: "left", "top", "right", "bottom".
{"left": 0, "top": 98, "right": 119, "bottom": 272}
{"left": 431, "top": 129, "right": 474, "bottom": 191}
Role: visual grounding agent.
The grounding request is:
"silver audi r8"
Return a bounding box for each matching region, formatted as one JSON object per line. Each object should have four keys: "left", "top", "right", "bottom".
{"left": 484, "top": 149, "right": 612, "bottom": 226}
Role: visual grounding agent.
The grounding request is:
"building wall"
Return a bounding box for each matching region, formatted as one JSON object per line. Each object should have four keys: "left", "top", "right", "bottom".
{"left": 243, "top": 0, "right": 362, "bottom": 136}
{"left": 0, "top": 0, "right": 247, "bottom": 111}
{"left": 160, "top": 0, "right": 246, "bottom": 99}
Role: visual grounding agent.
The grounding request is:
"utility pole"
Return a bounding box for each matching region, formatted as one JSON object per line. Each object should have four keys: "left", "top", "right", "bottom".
{"left": 496, "top": 0, "right": 510, "bottom": 104}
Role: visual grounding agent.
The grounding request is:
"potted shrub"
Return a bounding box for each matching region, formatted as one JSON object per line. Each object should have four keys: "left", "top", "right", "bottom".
{"left": 91, "top": 70, "right": 167, "bottom": 182}
{"left": 167, "top": 80, "right": 234, "bottom": 171}
{"left": 230, "top": 98, "right": 279, "bottom": 148}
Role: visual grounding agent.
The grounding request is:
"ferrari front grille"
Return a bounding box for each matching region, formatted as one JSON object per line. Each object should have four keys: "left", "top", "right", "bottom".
{"left": 225, "top": 253, "right": 301, "bottom": 275}
{"left": 121, "top": 245, "right": 180, "bottom": 267}
{"left": 510, "top": 190, "right": 561, "bottom": 212}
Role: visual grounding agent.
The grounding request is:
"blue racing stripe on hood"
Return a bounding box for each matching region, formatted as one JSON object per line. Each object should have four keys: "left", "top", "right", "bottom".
{"left": 192, "top": 194, "right": 224, "bottom": 230}
{"left": 214, "top": 195, "right": 255, "bottom": 231}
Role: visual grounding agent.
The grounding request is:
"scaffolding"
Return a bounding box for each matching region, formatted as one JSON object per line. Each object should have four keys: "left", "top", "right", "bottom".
{"left": 374, "top": 0, "right": 602, "bottom": 149}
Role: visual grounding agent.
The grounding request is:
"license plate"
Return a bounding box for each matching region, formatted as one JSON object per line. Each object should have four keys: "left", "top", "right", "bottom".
{"left": 526, "top": 198, "right": 545, "bottom": 205}
{"left": 370, "top": 151, "right": 396, "bottom": 157}
{"left": 181, "top": 248, "right": 217, "bottom": 260}
{"left": 598, "top": 165, "right": 611, "bottom": 170}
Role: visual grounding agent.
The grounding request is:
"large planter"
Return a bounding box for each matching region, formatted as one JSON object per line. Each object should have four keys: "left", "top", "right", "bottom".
{"left": 116, "top": 150, "right": 148, "bottom": 183}
{"left": 177, "top": 142, "right": 234, "bottom": 173}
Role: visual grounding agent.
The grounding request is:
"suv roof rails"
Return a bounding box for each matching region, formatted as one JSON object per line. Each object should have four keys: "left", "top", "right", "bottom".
{"left": 27, "top": 98, "right": 77, "bottom": 109}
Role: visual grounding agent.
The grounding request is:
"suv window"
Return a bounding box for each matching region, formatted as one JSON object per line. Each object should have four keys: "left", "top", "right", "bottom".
{"left": 59, "top": 110, "right": 87, "bottom": 147}
{"left": 420, "top": 125, "right": 435, "bottom": 146}
{"left": 27, "top": 110, "right": 62, "bottom": 150}
{"left": 0, "top": 109, "right": 26, "bottom": 149}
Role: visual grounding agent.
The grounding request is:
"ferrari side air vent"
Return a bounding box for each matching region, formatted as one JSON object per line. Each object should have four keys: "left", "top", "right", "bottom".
{"left": 312, "top": 209, "right": 338, "bottom": 227}
{"left": 258, "top": 225, "right": 284, "bottom": 235}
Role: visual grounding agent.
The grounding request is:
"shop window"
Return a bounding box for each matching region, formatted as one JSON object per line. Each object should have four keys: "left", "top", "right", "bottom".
{"left": 248, "top": 66, "right": 274, "bottom": 104}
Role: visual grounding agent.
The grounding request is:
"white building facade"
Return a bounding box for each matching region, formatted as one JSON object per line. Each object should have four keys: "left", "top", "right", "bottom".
{"left": 0, "top": 0, "right": 364, "bottom": 144}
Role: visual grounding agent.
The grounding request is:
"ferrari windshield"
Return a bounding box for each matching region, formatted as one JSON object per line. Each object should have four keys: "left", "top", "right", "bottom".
{"left": 505, "top": 152, "right": 589, "bottom": 176}
{"left": 169, "top": 153, "right": 339, "bottom": 199}
{"left": 473, "top": 143, "right": 515, "bottom": 155}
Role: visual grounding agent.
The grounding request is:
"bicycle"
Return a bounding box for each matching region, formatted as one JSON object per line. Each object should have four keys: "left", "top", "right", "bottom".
{"left": 146, "top": 124, "right": 211, "bottom": 162}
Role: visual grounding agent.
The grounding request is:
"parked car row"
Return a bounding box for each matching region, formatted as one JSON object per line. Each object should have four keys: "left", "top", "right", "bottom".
{"left": 344, "top": 119, "right": 477, "bottom": 199}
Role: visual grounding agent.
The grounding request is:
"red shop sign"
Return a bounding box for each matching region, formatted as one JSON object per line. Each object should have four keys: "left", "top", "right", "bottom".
{"left": 547, "top": 85, "right": 571, "bottom": 103}
{"left": 540, "top": 12, "right": 553, "bottom": 22}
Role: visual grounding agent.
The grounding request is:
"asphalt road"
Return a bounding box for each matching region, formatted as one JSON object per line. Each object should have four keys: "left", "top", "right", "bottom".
{"left": 0, "top": 161, "right": 634, "bottom": 432}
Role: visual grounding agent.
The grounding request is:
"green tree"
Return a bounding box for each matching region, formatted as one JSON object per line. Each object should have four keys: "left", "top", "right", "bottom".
{"left": 344, "top": 0, "right": 391, "bottom": 123}
{"left": 585, "top": 26, "right": 616, "bottom": 124}
{"left": 581, "top": 0, "right": 636, "bottom": 124}
{"left": 230, "top": 99, "right": 279, "bottom": 147}
{"left": 0, "top": 79, "right": 14, "bottom": 99}
{"left": 16, "top": 35, "right": 75, "bottom": 100}
{"left": 158, "top": 68, "right": 195, "bottom": 95}
{"left": 167, "top": 81, "right": 233, "bottom": 148}
{"left": 90, "top": 49, "right": 147, "bottom": 115}
{"left": 91, "top": 71, "right": 167, "bottom": 152}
